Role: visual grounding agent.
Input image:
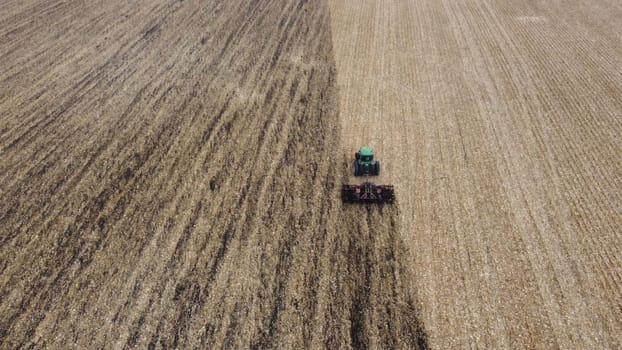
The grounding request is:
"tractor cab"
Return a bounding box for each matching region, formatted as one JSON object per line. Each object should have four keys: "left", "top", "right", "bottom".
{"left": 357, "top": 147, "right": 374, "bottom": 163}
{"left": 354, "top": 146, "right": 380, "bottom": 176}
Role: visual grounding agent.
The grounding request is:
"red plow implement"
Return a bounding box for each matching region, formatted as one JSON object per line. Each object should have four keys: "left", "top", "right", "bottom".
{"left": 342, "top": 182, "right": 395, "bottom": 204}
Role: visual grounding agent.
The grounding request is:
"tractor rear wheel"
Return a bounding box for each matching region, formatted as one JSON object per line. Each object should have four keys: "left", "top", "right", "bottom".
{"left": 354, "top": 161, "right": 360, "bottom": 176}
{"left": 373, "top": 161, "right": 380, "bottom": 176}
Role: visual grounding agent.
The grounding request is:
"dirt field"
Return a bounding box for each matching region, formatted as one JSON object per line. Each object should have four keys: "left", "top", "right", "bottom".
{"left": 1, "top": 0, "right": 425, "bottom": 348}
{"left": 0, "top": 0, "right": 620, "bottom": 349}
{"left": 330, "top": 0, "right": 621, "bottom": 348}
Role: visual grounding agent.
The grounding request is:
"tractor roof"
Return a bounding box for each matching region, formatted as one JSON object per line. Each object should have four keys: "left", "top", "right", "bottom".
{"left": 359, "top": 146, "right": 373, "bottom": 156}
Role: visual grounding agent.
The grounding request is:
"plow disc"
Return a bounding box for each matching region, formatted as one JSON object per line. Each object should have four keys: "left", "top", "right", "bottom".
{"left": 342, "top": 182, "right": 395, "bottom": 204}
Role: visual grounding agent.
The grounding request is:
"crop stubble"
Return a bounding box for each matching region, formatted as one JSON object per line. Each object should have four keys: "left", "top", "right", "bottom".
{"left": 0, "top": 0, "right": 426, "bottom": 349}
{"left": 330, "top": 0, "right": 621, "bottom": 348}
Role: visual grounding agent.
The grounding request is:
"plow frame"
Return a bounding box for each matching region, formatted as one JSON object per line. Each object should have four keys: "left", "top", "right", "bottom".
{"left": 342, "top": 182, "right": 395, "bottom": 204}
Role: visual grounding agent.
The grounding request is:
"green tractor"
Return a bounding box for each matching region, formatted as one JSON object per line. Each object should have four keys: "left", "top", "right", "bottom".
{"left": 343, "top": 146, "right": 394, "bottom": 204}
{"left": 354, "top": 146, "right": 380, "bottom": 176}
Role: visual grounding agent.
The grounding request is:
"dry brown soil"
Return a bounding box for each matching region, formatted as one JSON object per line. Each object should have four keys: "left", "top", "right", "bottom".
{"left": 1, "top": 0, "right": 621, "bottom": 349}
{"left": 330, "top": 0, "right": 621, "bottom": 348}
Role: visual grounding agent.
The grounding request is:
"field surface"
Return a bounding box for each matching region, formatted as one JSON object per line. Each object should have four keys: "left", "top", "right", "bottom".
{"left": 330, "top": 0, "right": 621, "bottom": 348}
{"left": 1, "top": 0, "right": 620, "bottom": 349}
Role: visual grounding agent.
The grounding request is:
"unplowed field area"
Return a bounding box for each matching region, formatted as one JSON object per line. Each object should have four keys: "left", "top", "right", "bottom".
{"left": 1, "top": 0, "right": 620, "bottom": 349}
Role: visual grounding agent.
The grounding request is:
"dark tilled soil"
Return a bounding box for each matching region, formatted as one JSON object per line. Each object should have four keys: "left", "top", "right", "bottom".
{"left": 0, "top": 0, "right": 427, "bottom": 348}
